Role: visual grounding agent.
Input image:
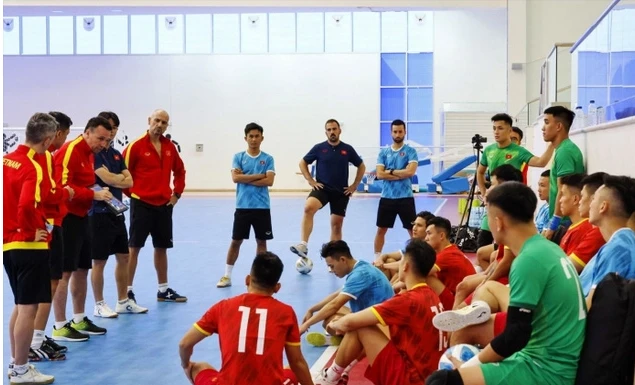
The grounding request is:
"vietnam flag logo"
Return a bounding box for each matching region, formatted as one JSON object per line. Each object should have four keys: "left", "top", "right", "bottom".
{"left": 505, "top": 154, "right": 512, "bottom": 160}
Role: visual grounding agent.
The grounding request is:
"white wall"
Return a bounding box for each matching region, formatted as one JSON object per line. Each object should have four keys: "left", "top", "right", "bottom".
{"left": 433, "top": 9, "right": 508, "bottom": 149}
{"left": 2, "top": 54, "right": 380, "bottom": 190}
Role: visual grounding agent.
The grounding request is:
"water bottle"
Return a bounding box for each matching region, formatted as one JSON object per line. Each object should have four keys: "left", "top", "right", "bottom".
{"left": 597, "top": 106, "right": 605, "bottom": 124}
{"left": 574, "top": 106, "right": 585, "bottom": 130}
{"left": 587, "top": 100, "right": 597, "bottom": 127}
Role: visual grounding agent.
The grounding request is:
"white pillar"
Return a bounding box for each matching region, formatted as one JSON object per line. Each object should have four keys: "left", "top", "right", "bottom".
{"left": 507, "top": 0, "right": 528, "bottom": 122}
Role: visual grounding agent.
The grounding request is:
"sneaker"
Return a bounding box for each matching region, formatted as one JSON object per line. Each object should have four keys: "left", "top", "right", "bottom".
{"left": 314, "top": 368, "right": 343, "bottom": 385}
{"left": 44, "top": 336, "right": 67, "bottom": 353}
{"left": 115, "top": 299, "right": 149, "bottom": 314}
{"left": 290, "top": 243, "right": 308, "bottom": 258}
{"left": 28, "top": 344, "right": 66, "bottom": 362}
{"left": 94, "top": 302, "right": 119, "bottom": 318}
{"left": 216, "top": 276, "right": 231, "bottom": 288}
{"left": 9, "top": 364, "right": 54, "bottom": 385}
{"left": 157, "top": 288, "right": 187, "bottom": 302}
{"left": 432, "top": 300, "right": 491, "bottom": 332}
{"left": 52, "top": 322, "right": 90, "bottom": 342}
{"left": 306, "top": 332, "right": 342, "bottom": 347}
{"left": 71, "top": 317, "right": 107, "bottom": 335}
{"left": 127, "top": 290, "right": 137, "bottom": 303}
{"left": 7, "top": 363, "right": 13, "bottom": 379}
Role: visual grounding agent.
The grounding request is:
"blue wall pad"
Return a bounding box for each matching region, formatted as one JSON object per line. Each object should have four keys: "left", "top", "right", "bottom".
{"left": 418, "top": 158, "right": 432, "bottom": 167}
{"left": 440, "top": 177, "right": 470, "bottom": 194}
{"left": 426, "top": 183, "right": 438, "bottom": 193}
{"left": 431, "top": 155, "right": 477, "bottom": 184}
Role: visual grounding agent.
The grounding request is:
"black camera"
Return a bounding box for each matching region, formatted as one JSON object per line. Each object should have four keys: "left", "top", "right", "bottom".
{"left": 472, "top": 134, "right": 487, "bottom": 144}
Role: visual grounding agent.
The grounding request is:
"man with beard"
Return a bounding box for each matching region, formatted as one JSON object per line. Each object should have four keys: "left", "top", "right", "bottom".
{"left": 372, "top": 120, "right": 419, "bottom": 260}
{"left": 291, "top": 119, "right": 365, "bottom": 259}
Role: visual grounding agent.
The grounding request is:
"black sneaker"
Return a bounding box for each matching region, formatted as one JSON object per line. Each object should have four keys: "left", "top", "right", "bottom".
{"left": 157, "top": 288, "right": 187, "bottom": 302}
{"left": 71, "top": 317, "right": 107, "bottom": 335}
{"left": 127, "top": 290, "right": 137, "bottom": 303}
{"left": 28, "top": 344, "right": 66, "bottom": 362}
{"left": 44, "top": 336, "right": 67, "bottom": 353}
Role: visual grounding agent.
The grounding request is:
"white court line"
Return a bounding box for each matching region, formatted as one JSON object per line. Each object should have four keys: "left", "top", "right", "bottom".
{"left": 433, "top": 198, "right": 448, "bottom": 215}
{"left": 310, "top": 346, "right": 338, "bottom": 379}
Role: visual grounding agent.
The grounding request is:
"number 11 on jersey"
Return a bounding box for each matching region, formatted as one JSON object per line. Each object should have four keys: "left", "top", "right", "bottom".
{"left": 238, "top": 306, "right": 268, "bottom": 355}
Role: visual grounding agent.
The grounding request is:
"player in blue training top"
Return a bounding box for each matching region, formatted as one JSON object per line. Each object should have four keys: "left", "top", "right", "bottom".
{"left": 373, "top": 119, "right": 419, "bottom": 262}
{"left": 291, "top": 119, "right": 365, "bottom": 259}
{"left": 217, "top": 123, "right": 275, "bottom": 288}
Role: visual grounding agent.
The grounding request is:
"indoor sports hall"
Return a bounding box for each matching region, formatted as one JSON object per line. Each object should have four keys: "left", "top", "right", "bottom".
{"left": 3, "top": 0, "right": 635, "bottom": 384}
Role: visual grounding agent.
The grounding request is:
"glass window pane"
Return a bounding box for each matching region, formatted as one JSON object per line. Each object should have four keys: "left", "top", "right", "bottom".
{"left": 213, "top": 14, "right": 240, "bottom": 54}
{"left": 297, "top": 12, "right": 324, "bottom": 53}
{"left": 49, "top": 16, "right": 74, "bottom": 55}
{"left": 131, "top": 15, "right": 156, "bottom": 54}
{"left": 381, "top": 53, "right": 406, "bottom": 86}
{"left": 158, "top": 14, "right": 184, "bottom": 54}
{"left": 325, "top": 12, "right": 351, "bottom": 53}
{"left": 381, "top": 88, "right": 405, "bottom": 121}
{"left": 185, "top": 14, "right": 211, "bottom": 54}
{"left": 353, "top": 12, "right": 379, "bottom": 53}
{"left": 103, "top": 15, "right": 128, "bottom": 54}
{"left": 381, "top": 12, "right": 407, "bottom": 52}
{"left": 76, "top": 16, "right": 101, "bottom": 55}
{"left": 268, "top": 13, "right": 295, "bottom": 53}
{"left": 407, "top": 11, "right": 433, "bottom": 52}
{"left": 407, "top": 88, "right": 433, "bottom": 121}
{"left": 22, "top": 16, "right": 47, "bottom": 55}
{"left": 3, "top": 17, "right": 20, "bottom": 55}
{"left": 407, "top": 53, "right": 433, "bottom": 86}
{"left": 241, "top": 13, "right": 267, "bottom": 53}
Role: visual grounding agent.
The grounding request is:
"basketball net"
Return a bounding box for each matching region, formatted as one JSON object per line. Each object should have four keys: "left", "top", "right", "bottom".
{"left": 364, "top": 172, "right": 377, "bottom": 192}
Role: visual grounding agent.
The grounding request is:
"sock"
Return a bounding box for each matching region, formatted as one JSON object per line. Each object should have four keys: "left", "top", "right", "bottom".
{"left": 225, "top": 264, "right": 233, "bottom": 278}
{"left": 374, "top": 252, "right": 381, "bottom": 260}
{"left": 300, "top": 241, "right": 307, "bottom": 246}
{"left": 118, "top": 298, "right": 129, "bottom": 304}
{"left": 343, "top": 359, "right": 358, "bottom": 375}
{"left": 31, "top": 330, "right": 45, "bottom": 349}
{"left": 158, "top": 283, "right": 168, "bottom": 293}
{"left": 10, "top": 357, "right": 15, "bottom": 365}
{"left": 13, "top": 364, "right": 28, "bottom": 375}
{"left": 127, "top": 286, "right": 134, "bottom": 293}
{"left": 325, "top": 363, "right": 345, "bottom": 381}
{"left": 73, "top": 313, "right": 85, "bottom": 324}
{"left": 54, "top": 321, "right": 67, "bottom": 330}
{"left": 96, "top": 300, "right": 105, "bottom": 306}
{"left": 474, "top": 265, "right": 484, "bottom": 273}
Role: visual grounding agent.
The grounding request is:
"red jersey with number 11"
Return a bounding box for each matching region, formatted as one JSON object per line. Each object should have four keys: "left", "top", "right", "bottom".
{"left": 194, "top": 293, "right": 301, "bottom": 385}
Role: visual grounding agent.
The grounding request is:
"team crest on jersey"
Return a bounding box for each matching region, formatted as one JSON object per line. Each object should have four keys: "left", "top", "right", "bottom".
{"left": 166, "top": 150, "right": 171, "bottom": 156}
{"left": 505, "top": 154, "right": 513, "bottom": 160}
{"left": 322, "top": 149, "right": 328, "bottom": 153}
{"left": 341, "top": 150, "right": 347, "bottom": 155}
{"left": 400, "top": 152, "right": 405, "bottom": 157}
{"left": 114, "top": 155, "right": 121, "bottom": 161}
{"left": 144, "top": 152, "right": 151, "bottom": 156}
{"left": 259, "top": 160, "right": 265, "bottom": 165}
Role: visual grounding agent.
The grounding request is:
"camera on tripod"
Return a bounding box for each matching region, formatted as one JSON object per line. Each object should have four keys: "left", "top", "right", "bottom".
{"left": 471, "top": 134, "right": 487, "bottom": 150}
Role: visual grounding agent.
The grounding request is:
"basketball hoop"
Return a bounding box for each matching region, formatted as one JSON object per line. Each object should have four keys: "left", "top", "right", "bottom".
{"left": 364, "top": 172, "right": 377, "bottom": 192}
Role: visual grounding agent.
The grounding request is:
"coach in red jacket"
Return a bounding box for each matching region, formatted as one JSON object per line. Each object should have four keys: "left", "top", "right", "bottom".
{"left": 123, "top": 109, "right": 187, "bottom": 303}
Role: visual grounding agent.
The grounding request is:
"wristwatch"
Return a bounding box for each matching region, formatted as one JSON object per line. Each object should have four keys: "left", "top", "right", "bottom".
{"left": 389, "top": 169, "right": 394, "bottom": 175}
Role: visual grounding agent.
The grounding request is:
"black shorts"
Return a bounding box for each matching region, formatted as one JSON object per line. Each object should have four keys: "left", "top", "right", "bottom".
{"left": 376, "top": 197, "right": 416, "bottom": 229}
{"left": 232, "top": 209, "right": 274, "bottom": 241}
{"left": 62, "top": 214, "right": 92, "bottom": 272}
{"left": 3, "top": 249, "right": 52, "bottom": 305}
{"left": 308, "top": 188, "right": 350, "bottom": 217}
{"left": 477, "top": 229, "right": 494, "bottom": 249}
{"left": 49, "top": 225, "right": 64, "bottom": 280}
{"left": 90, "top": 213, "right": 129, "bottom": 260}
{"left": 128, "top": 198, "right": 173, "bottom": 249}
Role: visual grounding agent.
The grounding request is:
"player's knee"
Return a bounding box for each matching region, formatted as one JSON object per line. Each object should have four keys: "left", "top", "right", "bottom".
{"left": 426, "top": 370, "right": 465, "bottom": 385}
{"left": 303, "top": 203, "right": 319, "bottom": 215}
{"left": 376, "top": 227, "right": 388, "bottom": 235}
{"left": 230, "top": 239, "right": 243, "bottom": 247}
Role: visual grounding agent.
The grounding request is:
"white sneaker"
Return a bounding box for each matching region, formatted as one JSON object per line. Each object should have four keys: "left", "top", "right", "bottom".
{"left": 290, "top": 243, "right": 308, "bottom": 258}
{"left": 115, "top": 299, "right": 149, "bottom": 314}
{"left": 216, "top": 276, "right": 231, "bottom": 288}
{"left": 314, "top": 368, "right": 340, "bottom": 385}
{"left": 432, "top": 300, "right": 491, "bottom": 332}
{"left": 94, "top": 301, "right": 118, "bottom": 318}
{"left": 9, "top": 364, "right": 54, "bottom": 384}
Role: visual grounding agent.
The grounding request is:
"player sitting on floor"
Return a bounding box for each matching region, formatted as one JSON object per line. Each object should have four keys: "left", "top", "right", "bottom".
{"left": 427, "top": 181, "right": 586, "bottom": 385}
{"left": 322, "top": 239, "right": 447, "bottom": 385}
{"left": 178, "top": 252, "right": 314, "bottom": 385}
{"left": 557, "top": 173, "right": 605, "bottom": 273}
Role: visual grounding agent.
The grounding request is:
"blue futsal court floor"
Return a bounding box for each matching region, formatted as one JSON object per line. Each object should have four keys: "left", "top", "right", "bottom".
{"left": 2, "top": 194, "right": 449, "bottom": 385}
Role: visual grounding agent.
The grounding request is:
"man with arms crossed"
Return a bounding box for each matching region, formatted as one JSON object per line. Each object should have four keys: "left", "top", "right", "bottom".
{"left": 373, "top": 119, "right": 418, "bottom": 260}
{"left": 52, "top": 117, "right": 114, "bottom": 341}
{"left": 427, "top": 182, "right": 586, "bottom": 385}
{"left": 123, "top": 109, "right": 187, "bottom": 302}
{"left": 540, "top": 106, "right": 585, "bottom": 240}
{"left": 325, "top": 239, "right": 447, "bottom": 385}
{"left": 4, "top": 113, "right": 58, "bottom": 383}
{"left": 217, "top": 123, "right": 275, "bottom": 288}
{"left": 29, "top": 111, "right": 74, "bottom": 360}
{"left": 291, "top": 119, "right": 365, "bottom": 258}
{"left": 91, "top": 111, "right": 148, "bottom": 317}
{"left": 179, "top": 252, "right": 314, "bottom": 385}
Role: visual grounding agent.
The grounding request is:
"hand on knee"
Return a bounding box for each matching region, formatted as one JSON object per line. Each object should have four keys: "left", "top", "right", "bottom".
{"left": 426, "top": 370, "right": 464, "bottom": 385}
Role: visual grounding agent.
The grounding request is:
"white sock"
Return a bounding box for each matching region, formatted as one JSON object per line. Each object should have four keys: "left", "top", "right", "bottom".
{"left": 73, "top": 313, "right": 86, "bottom": 324}
{"left": 343, "top": 359, "right": 358, "bottom": 375}
{"left": 10, "top": 357, "right": 15, "bottom": 365}
{"left": 127, "top": 286, "right": 134, "bottom": 292}
{"left": 225, "top": 264, "right": 233, "bottom": 278}
{"left": 96, "top": 300, "right": 105, "bottom": 306}
{"left": 13, "top": 364, "right": 28, "bottom": 375}
{"left": 54, "top": 321, "right": 67, "bottom": 330}
{"left": 325, "top": 363, "right": 345, "bottom": 381}
{"left": 474, "top": 265, "right": 484, "bottom": 273}
{"left": 31, "top": 330, "right": 45, "bottom": 349}
{"left": 300, "top": 241, "right": 307, "bottom": 246}
{"left": 158, "top": 283, "right": 168, "bottom": 293}
{"left": 374, "top": 252, "right": 381, "bottom": 260}
{"left": 118, "top": 298, "right": 129, "bottom": 305}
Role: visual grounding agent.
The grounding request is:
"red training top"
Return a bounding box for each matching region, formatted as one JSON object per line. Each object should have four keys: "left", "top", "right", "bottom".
{"left": 54, "top": 135, "right": 96, "bottom": 217}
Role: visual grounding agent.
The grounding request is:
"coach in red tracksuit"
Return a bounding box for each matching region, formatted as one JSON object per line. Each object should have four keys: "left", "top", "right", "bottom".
{"left": 122, "top": 109, "right": 187, "bottom": 303}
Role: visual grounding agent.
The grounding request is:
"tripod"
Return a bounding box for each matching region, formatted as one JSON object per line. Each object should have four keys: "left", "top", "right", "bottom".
{"left": 453, "top": 136, "right": 486, "bottom": 252}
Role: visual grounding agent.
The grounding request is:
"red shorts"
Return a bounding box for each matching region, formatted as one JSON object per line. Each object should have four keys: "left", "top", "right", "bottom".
{"left": 493, "top": 312, "right": 507, "bottom": 337}
{"left": 365, "top": 342, "right": 421, "bottom": 385}
{"left": 195, "top": 368, "right": 296, "bottom": 385}
{"left": 439, "top": 287, "right": 455, "bottom": 312}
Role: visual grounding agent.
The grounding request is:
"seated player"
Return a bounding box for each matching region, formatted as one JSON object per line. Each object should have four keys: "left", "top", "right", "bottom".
{"left": 301, "top": 240, "right": 393, "bottom": 346}
{"left": 178, "top": 252, "right": 314, "bottom": 385}
{"left": 423, "top": 216, "right": 476, "bottom": 311}
{"left": 558, "top": 173, "right": 605, "bottom": 273}
{"left": 322, "top": 239, "right": 447, "bottom": 385}
{"left": 453, "top": 165, "right": 523, "bottom": 309}
{"left": 427, "top": 182, "right": 586, "bottom": 385}
{"left": 580, "top": 174, "right": 635, "bottom": 307}
{"left": 535, "top": 170, "right": 551, "bottom": 233}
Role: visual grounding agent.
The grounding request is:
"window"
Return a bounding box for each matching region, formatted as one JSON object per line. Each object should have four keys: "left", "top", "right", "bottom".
{"left": 130, "top": 15, "right": 156, "bottom": 54}
{"left": 3, "top": 17, "right": 20, "bottom": 55}
{"left": 324, "top": 12, "right": 351, "bottom": 53}
{"left": 296, "top": 13, "right": 324, "bottom": 53}
{"left": 49, "top": 16, "right": 74, "bottom": 55}
{"left": 268, "top": 13, "right": 295, "bottom": 53}
{"left": 103, "top": 15, "right": 128, "bottom": 54}
{"left": 158, "top": 14, "right": 184, "bottom": 54}
{"left": 21, "top": 16, "right": 47, "bottom": 55}
{"left": 213, "top": 14, "right": 240, "bottom": 54}
{"left": 76, "top": 16, "right": 101, "bottom": 55}
{"left": 185, "top": 14, "right": 212, "bottom": 54}
{"left": 241, "top": 13, "right": 267, "bottom": 53}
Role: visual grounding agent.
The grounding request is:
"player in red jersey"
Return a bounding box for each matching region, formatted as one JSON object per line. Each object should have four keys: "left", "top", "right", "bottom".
{"left": 424, "top": 216, "right": 476, "bottom": 311}
{"left": 324, "top": 239, "right": 447, "bottom": 385}
{"left": 179, "top": 252, "right": 314, "bottom": 385}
